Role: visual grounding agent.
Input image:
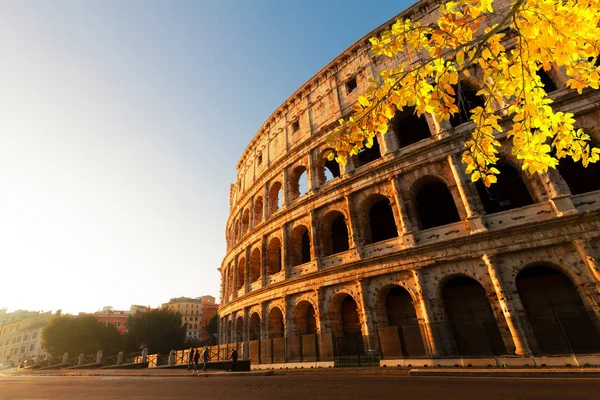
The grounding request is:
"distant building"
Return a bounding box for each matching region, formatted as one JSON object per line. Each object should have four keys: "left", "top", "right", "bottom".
{"left": 162, "top": 295, "right": 219, "bottom": 340}
{"left": 129, "top": 305, "right": 151, "bottom": 313}
{"left": 80, "top": 307, "right": 132, "bottom": 334}
{"left": 0, "top": 310, "right": 52, "bottom": 365}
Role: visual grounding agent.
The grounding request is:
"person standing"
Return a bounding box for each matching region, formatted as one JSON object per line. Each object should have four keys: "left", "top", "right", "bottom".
{"left": 229, "top": 348, "right": 238, "bottom": 372}
{"left": 202, "top": 347, "right": 209, "bottom": 372}
{"left": 193, "top": 348, "right": 200, "bottom": 372}
{"left": 187, "top": 347, "right": 194, "bottom": 371}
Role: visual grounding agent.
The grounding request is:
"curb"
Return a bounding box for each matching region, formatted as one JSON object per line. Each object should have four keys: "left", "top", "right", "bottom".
{"left": 1, "top": 370, "right": 274, "bottom": 378}
{"left": 409, "top": 368, "right": 600, "bottom": 378}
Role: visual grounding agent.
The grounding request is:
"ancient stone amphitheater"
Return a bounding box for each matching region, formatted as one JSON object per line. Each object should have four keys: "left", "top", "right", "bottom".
{"left": 219, "top": 0, "right": 600, "bottom": 367}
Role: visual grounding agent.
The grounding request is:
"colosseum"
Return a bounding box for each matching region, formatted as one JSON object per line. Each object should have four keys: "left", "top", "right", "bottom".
{"left": 218, "top": 0, "right": 600, "bottom": 367}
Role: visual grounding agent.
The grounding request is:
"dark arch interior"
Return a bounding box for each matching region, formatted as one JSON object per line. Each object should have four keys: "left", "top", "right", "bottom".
{"left": 537, "top": 68, "right": 558, "bottom": 92}
{"left": 393, "top": 107, "right": 431, "bottom": 148}
{"left": 341, "top": 296, "right": 360, "bottom": 335}
{"left": 324, "top": 159, "right": 341, "bottom": 180}
{"left": 385, "top": 287, "right": 426, "bottom": 357}
{"left": 268, "top": 308, "right": 284, "bottom": 339}
{"left": 267, "top": 238, "right": 282, "bottom": 275}
{"left": 558, "top": 156, "right": 600, "bottom": 195}
{"left": 249, "top": 250, "right": 261, "bottom": 283}
{"left": 236, "top": 260, "right": 245, "bottom": 290}
{"left": 449, "top": 83, "right": 486, "bottom": 128}
{"left": 416, "top": 181, "right": 461, "bottom": 229}
{"left": 442, "top": 276, "right": 506, "bottom": 356}
{"left": 330, "top": 214, "right": 350, "bottom": 255}
{"left": 517, "top": 266, "right": 600, "bottom": 354}
{"left": 355, "top": 137, "right": 381, "bottom": 167}
{"left": 294, "top": 302, "right": 317, "bottom": 336}
{"left": 368, "top": 198, "right": 398, "bottom": 243}
{"left": 249, "top": 313, "right": 261, "bottom": 341}
{"left": 235, "top": 318, "right": 244, "bottom": 342}
{"left": 291, "top": 226, "right": 311, "bottom": 267}
{"left": 301, "top": 230, "right": 311, "bottom": 264}
{"left": 475, "top": 162, "right": 533, "bottom": 214}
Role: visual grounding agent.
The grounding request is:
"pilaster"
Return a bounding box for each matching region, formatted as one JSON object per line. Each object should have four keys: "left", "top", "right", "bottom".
{"left": 447, "top": 153, "right": 487, "bottom": 233}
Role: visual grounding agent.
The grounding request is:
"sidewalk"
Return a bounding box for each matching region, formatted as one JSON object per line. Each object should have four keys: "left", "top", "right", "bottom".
{"left": 1, "top": 367, "right": 273, "bottom": 378}
{"left": 408, "top": 367, "right": 600, "bottom": 378}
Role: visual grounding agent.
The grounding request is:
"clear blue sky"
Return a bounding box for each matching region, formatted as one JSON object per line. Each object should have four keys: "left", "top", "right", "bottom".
{"left": 0, "top": 0, "right": 414, "bottom": 314}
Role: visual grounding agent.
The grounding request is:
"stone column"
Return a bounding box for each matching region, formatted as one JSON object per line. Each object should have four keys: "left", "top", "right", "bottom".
{"left": 574, "top": 239, "right": 600, "bottom": 283}
{"left": 543, "top": 169, "right": 577, "bottom": 216}
{"left": 345, "top": 195, "right": 361, "bottom": 251}
{"left": 309, "top": 210, "right": 321, "bottom": 269}
{"left": 447, "top": 153, "right": 487, "bottom": 233}
{"left": 483, "top": 254, "right": 539, "bottom": 355}
{"left": 391, "top": 177, "right": 415, "bottom": 247}
{"left": 233, "top": 254, "right": 239, "bottom": 298}
{"left": 263, "top": 182, "right": 269, "bottom": 220}
{"left": 249, "top": 196, "right": 255, "bottom": 230}
{"left": 244, "top": 246, "right": 251, "bottom": 292}
{"left": 243, "top": 307, "right": 250, "bottom": 360}
{"left": 261, "top": 235, "right": 268, "bottom": 286}
{"left": 411, "top": 270, "right": 444, "bottom": 357}
{"left": 356, "top": 279, "right": 378, "bottom": 353}
{"left": 307, "top": 150, "right": 318, "bottom": 192}
{"left": 282, "top": 224, "right": 291, "bottom": 279}
{"left": 282, "top": 167, "right": 290, "bottom": 207}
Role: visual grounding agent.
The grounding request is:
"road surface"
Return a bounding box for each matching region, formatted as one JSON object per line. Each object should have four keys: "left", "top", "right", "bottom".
{"left": 0, "top": 373, "right": 597, "bottom": 399}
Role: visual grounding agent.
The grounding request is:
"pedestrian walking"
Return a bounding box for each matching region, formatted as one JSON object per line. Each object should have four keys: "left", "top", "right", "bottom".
{"left": 202, "top": 347, "right": 209, "bottom": 371}
{"left": 193, "top": 348, "right": 200, "bottom": 371}
{"left": 229, "top": 348, "right": 238, "bottom": 372}
{"left": 187, "top": 347, "right": 194, "bottom": 371}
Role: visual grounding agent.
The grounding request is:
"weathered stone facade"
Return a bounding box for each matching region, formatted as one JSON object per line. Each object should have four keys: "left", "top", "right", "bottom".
{"left": 219, "top": 0, "right": 600, "bottom": 360}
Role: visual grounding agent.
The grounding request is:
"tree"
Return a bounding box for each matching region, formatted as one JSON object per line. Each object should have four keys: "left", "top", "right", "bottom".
{"left": 42, "top": 315, "right": 122, "bottom": 356}
{"left": 124, "top": 309, "right": 186, "bottom": 354}
{"left": 206, "top": 313, "right": 218, "bottom": 345}
{"left": 326, "top": 0, "right": 600, "bottom": 186}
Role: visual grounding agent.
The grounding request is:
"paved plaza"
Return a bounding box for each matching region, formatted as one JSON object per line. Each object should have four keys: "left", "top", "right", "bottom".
{"left": 1, "top": 372, "right": 598, "bottom": 400}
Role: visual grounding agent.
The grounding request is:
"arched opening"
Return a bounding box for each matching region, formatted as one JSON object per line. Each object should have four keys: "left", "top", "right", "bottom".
{"left": 354, "top": 137, "right": 381, "bottom": 168}
{"left": 475, "top": 162, "right": 534, "bottom": 214}
{"left": 321, "top": 211, "right": 350, "bottom": 257}
{"left": 236, "top": 257, "right": 246, "bottom": 290}
{"left": 415, "top": 179, "right": 461, "bottom": 229}
{"left": 241, "top": 209, "right": 250, "bottom": 236}
{"left": 266, "top": 237, "right": 282, "bottom": 275}
{"left": 268, "top": 307, "right": 284, "bottom": 338}
{"left": 293, "top": 301, "right": 317, "bottom": 336}
{"left": 392, "top": 107, "right": 431, "bottom": 148}
{"left": 235, "top": 317, "right": 244, "bottom": 342}
{"left": 290, "top": 225, "right": 311, "bottom": 267}
{"left": 516, "top": 265, "right": 600, "bottom": 354}
{"left": 268, "top": 182, "right": 283, "bottom": 215}
{"left": 233, "top": 219, "right": 240, "bottom": 243}
{"left": 290, "top": 166, "right": 308, "bottom": 202}
{"left": 558, "top": 156, "right": 600, "bottom": 195}
{"left": 442, "top": 276, "right": 506, "bottom": 356}
{"left": 318, "top": 149, "right": 342, "bottom": 185}
{"left": 253, "top": 196, "right": 264, "bottom": 226}
{"left": 228, "top": 264, "right": 234, "bottom": 297}
{"left": 537, "top": 68, "right": 558, "bottom": 93}
{"left": 249, "top": 313, "right": 261, "bottom": 341}
{"left": 330, "top": 294, "right": 364, "bottom": 356}
{"left": 383, "top": 286, "right": 426, "bottom": 357}
{"left": 249, "top": 248, "right": 261, "bottom": 284}
{"left": 367, "top": 196, "right": 398, "bottom": 243}
{"left": 226, "top": 319, "right": 233, "bottom": 344}
{"left": 449, "top": 81, "right": 486, "bottom": 128}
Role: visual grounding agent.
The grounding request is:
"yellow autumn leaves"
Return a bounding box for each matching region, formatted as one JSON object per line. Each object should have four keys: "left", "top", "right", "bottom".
{"left": 326, "top": 0, "right": 600, "bottom": 186}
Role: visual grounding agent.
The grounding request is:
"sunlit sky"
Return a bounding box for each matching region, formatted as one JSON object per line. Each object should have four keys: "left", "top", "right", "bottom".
{"left": 0, "top": 0, "right": 412, "bottom": 314}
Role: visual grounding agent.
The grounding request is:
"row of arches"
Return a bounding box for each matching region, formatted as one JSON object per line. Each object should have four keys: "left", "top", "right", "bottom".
{"left": 223, "top": 264, "right": 600, "bottom": 356}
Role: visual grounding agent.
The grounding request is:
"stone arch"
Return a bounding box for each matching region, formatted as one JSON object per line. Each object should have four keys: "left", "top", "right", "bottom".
{"left": 249, "top": 248, "right": 261, "bottom": 284}
{"left": 328, "top": 291, "right": 364, "bottom": 338}
{"left": 268, "top": 181, "right": 283, "bottom": 216}
{"left": 360, "top": 193, "right": 398, "bottom": 244}
{"left": 293, "top": 300, "right": 318, "bottom": 336}
{"left": 516, "top": 264, "right": 600, "bottom": 354}
{"left": 233, "top": 218, "right": 240, "bottom": 243}
{"left": 267, "top": 237, "right": 282, "bottom": 275}
{"left": 317, "top": 148, "right": 341, "bottom": 185}
{"left": 475, "top": 160, "right": 534, "bottom": 214}
{"left": 290, "top": 225, "right": 311, "bottom": 267}
{"left": 249, "top": 312, "right": 261, "bottom": 341}
{"left": 557, "top": 150, "right": 600, "bottom": 195}
{"left": 354, "top": 136, "right": 382, "bottom": 168}
{"left": 241, "top": 208, "right": 250, "bottom": 236}
{"left": 289, "top": 165, "right": 308, "bottom": 202}
{"left": 226, "top": 318, "right": 233, "bottom": 344}
{"left": 441, "top": 275, "right": 506, "bottom": 356}
{"left": 376, "top": 284, "right": 427, "bottom": 357}
{"left": 235, "top": 316, "right": 244, "bottom": 342}
{"left": 268, "top": 306, "right": 285, "bottom": 338}
{"left": 449, "top": 80, "right": 486, "bottom": 128}
{"left": 392, "top": 106, "right": 432, "bottom": 148}
{"left": 413, "top": 176, "right": 461, "bottom": 230}
{"left": 253, "top": 196, "right": 264, "bottom": 226}
{"left": 320, "top": 210, "right": 350, "bottom": 256}
{"left": 236, "top": 256, "right": 246, "bottom": 290}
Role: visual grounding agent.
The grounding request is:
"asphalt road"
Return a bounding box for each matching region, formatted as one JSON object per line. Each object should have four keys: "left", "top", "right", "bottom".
{"left": 0, "top": 374, "right": 597, "bottom": 400}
